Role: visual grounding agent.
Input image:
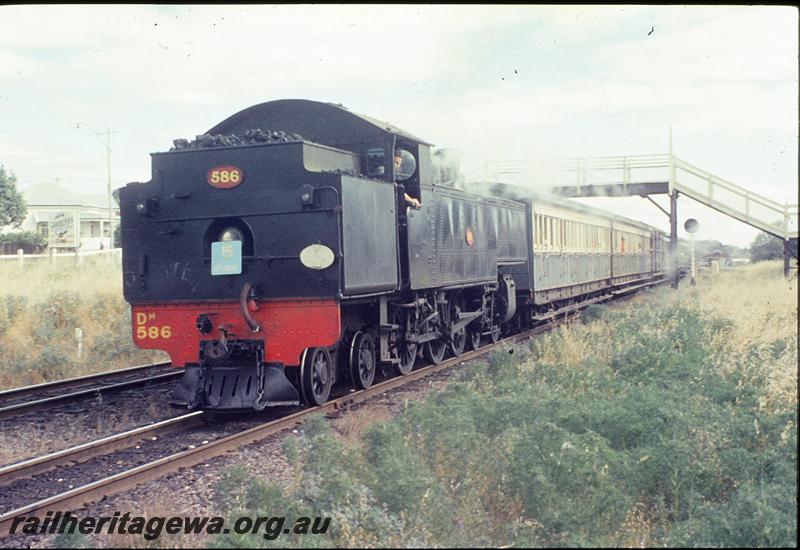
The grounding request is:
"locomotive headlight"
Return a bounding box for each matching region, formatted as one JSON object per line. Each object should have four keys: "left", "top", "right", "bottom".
{"left": 219, "top": 227, "right": 244, "bottom": 242}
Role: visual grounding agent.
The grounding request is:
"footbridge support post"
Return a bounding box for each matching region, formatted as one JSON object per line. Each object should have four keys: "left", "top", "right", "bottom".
{"left": 670, "top": 191, "right": 679, "bottom": 288}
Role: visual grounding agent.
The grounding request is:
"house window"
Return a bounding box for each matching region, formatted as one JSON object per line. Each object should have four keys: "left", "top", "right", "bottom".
{"left": 37, "top": 222, "right": 49, "bottom": 239}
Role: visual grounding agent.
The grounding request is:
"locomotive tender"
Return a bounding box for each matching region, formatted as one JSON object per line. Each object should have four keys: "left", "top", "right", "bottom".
{"left": 119, "top": 99, "right": 665, "bottom": 411}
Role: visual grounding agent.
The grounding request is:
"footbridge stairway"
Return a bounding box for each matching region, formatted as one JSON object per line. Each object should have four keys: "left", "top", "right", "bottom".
{"left": 468, "top": 154, "right": 798, "bottom": 281}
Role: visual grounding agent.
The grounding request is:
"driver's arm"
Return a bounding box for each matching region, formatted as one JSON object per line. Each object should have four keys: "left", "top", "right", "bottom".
{"left": 404, "top": 192, "right": 422, "bottom": 209}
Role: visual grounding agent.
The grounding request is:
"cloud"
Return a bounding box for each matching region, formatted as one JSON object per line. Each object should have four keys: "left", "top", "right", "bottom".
{"left": 0, "top": 5, "right": 795, "bottom": 248}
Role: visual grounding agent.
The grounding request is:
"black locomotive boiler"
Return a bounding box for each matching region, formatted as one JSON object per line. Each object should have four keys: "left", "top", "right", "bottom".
{"left": 119, "top": 99, "right": 665, "bottom": 411}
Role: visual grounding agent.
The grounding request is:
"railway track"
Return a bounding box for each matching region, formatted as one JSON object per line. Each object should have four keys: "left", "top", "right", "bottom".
{"left": 0, "top": 326, "right": 548, "bottom": 536}
{"left": 0, "top": 362, "right": 182, "bottom": 421}
{"left": 0, "top": 279, "right": 667, "bottom": 538}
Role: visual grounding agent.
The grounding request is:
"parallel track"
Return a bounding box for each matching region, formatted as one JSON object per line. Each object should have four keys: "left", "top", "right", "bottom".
{"left": 0, "top": 412, "right": 205, "bottom": 489}
{"left": 0, "top": 278, "right": 667, "bottom": 537}
{"left": 0, "top": 363, "right": 182, "bottom": 421}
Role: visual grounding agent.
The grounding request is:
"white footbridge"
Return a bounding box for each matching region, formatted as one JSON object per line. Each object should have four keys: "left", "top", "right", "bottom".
{"left": 467, "top": 153, "right": 798, "bottom": 281}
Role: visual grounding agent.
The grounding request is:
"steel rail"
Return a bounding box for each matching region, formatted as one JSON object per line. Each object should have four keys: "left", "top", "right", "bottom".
{"left": 0, "top": 412, "right": 205, "bottom": 488}
{"left": 0, "top": 371, "right": 184, "bottom": 421}
{"left": 0, "top": 362, "right": 171, "bottom": 402}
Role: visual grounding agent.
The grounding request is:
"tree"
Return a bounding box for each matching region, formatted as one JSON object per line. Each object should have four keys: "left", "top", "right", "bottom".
{"left": 0, "top": 164, "right": 27, "bottom": 228}
{"left": 0, "top": 230, "right": 47, "bottom": 254}
{"left": 749, "top": 231, "right": 784, "bottom": 262}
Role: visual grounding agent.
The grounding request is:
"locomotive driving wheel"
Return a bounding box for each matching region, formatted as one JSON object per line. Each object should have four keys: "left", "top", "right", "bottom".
{"left": 448, "top": 299, "right": 466, "bottom": 357}
{"left": 424, "top": 300, "right": 447, "bottom": 365}
{"left": 349, "top": 331, "right": 376, "bottom": 390}
{"left": 468, "top": 325, "right": 482, "bottom": 350}
{"left": 389, "top": 308, "right": 417, "bottom": 375}
{"left": 425, "top": 338, "right": 447, "bottom": 364}
{"left": 449, "top": 327, "right": 466, "bottom": 357}
{"left": 300, "top": 347, "right": 333, "bottom": 406}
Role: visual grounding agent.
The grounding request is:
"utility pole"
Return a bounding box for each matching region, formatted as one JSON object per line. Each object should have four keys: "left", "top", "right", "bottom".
{"left": 76, "top": 123, "right": 117, "bottom": 252}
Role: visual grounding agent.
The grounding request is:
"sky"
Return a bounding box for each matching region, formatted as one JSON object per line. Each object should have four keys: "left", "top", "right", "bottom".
{"left": 0, "top": 4, "right": 797, "bottom": 247}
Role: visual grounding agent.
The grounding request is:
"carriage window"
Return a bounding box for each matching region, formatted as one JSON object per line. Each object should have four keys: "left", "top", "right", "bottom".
{"left": 538, "top": 216, "right": 543, "bottom": 248}
{"left": 567, "top": 222, "right": 575, "bottom": 252}
{"left": 553, "top": 219, "right": 558, "bottom": 250}
{"left": 582, "top": 224, "right": 587, "bottom": 252}
{"left": 541, "top": 217, "right": 546, "bottom": 249}
{"left": 546, "top": 217, "right": 552, "bottom": 250}
{"left": 574, "top": 222, "right": 578, "bottom": 252}
{"left": 551, "top": 218, "right": 557, "bottom": 250}
{"left": 553, "top": 219, "right": 561, "bottom": 250}
{"left": 566, "top": 221, "right": 571, "bottom": 252}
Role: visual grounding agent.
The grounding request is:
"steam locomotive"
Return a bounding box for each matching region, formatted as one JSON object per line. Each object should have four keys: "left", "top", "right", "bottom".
{"left": 119, "top": 99, "right": 665, "bottom": 411}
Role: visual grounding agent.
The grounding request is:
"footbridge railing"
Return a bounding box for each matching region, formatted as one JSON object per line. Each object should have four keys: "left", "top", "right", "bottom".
{"left": 469, "top": 154, "right": 798, "bottom": 241}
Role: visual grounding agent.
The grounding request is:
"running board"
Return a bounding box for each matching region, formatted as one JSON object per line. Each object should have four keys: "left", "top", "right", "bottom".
{"left": 611, "top": 278, "right": 664, "bottom": 296}
{"left": 531, "top": 294, "right": 612, "bottom": 322}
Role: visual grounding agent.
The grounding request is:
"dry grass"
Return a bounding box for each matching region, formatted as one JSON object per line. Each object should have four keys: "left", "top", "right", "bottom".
{"left": 0, "top": 257, "right": 167, "bottom": 391}
{"left": 683, "top": 261, "right": 796, "bottom": 350}
{"left": 0, "top": 255, "right": 123, "bottom": 300}
{"left": 617, "top": 501, "right": 661, "bottom": 549}
{"left": 684, "top": 262, "right": 798, "bottom": 413}
{"left": 332, "top": 403, "right": 395, "bottom": 449}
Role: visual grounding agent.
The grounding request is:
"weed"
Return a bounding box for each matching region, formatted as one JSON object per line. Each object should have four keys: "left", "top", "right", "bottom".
{"left": 209, "top": 263, "right": 796, "bottom": 547}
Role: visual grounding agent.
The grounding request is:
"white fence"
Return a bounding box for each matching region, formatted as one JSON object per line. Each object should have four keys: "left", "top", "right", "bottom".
{"left": 0, "top": 247, "right": 122, "bottom": 267}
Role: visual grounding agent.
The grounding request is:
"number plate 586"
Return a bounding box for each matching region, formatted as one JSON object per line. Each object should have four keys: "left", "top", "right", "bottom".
{"left": 207, "top": 166, "right": 244, "bottom": 189}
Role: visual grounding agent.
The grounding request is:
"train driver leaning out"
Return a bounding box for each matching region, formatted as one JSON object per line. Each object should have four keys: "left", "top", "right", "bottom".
{"left": 394, "top": 150, "right": 422, "bottom": 210}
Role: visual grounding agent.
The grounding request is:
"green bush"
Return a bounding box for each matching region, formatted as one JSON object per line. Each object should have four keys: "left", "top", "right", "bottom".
{"left": 30, "top": 291, "right": 83, "bottom": 345}
{"left": 581, "top": 303, "right": 608, "bottom": 323}
{"left": 212, "top": 415, "right": 411, "bottom": 548}
{"left": 210, "top": 302, "right": 797, "bottom": 548}
{"left": 89, "top": 309, "right": 139, "bottom": 360}
{"left": 669, "top": 480, "right": 797, "bottom": 548}
{"left": 4, "top": 295, "right": 28, "bottom": 323}
{"left": 51, "top": 531, "right": 96, "bottom": 549}
{"left": 25, "top": 347, "right": 74, "bottom": 380}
